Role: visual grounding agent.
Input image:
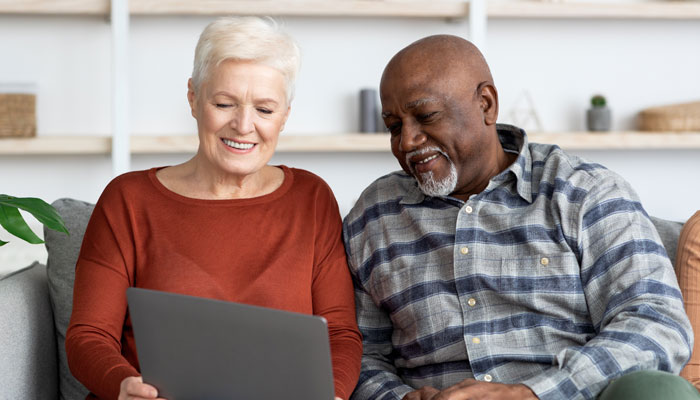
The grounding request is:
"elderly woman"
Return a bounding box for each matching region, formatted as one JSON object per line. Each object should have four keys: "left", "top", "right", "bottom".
{"left": 66, "top": 17, "right": 361, "bottom": 400}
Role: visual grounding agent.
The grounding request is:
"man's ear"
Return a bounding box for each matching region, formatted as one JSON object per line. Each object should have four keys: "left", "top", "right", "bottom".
{"left": 479, "top": 82, "right": 499, "bottom": 126}
{"left": 187, "top": 78, "right": 197, "bottom": 119}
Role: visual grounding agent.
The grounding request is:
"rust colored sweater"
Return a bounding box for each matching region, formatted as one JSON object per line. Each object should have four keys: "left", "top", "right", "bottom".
{"left": 66, "top": 166, "right": 362, "bottom": 400}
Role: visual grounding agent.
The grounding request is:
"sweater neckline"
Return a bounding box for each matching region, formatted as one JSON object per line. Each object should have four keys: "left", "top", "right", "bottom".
{"left": 147, "top": 165, "right": 294, "bottom": 206}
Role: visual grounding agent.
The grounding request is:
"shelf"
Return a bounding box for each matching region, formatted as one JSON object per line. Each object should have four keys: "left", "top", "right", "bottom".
{"left": 488, "top": 1, "right": 700, "bottom": 20}
{"left": 0, "top": 0, "right": 469, "bottom": 18}
{"left": 529, "top": 132, "right": 700, "bottom": 150}
{"left": 2, "top": 132, "right": 700, "bottom": 155}
{"left": 4, "top": 1, "right": 700, "bottom": 20}
{"left": 0, "top": 0, "right": 108, "bottom": 15}
{"left": 130, "top": 1, "right": 470, "bottom": 18}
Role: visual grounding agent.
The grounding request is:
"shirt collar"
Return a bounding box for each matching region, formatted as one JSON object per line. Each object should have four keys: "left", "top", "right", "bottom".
{"left": 491, "top": 123, "right": 533, "bottom": 204}
{"left": 398, "top": 123, "right": 533, "bottom": 205}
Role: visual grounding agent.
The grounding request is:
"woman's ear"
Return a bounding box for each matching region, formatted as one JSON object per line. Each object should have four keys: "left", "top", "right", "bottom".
{"left": 479, "top": 82, "right": 499, "bottom": 126}
{"left": 279, "top": 106, "right": 291, "bottom": 133}
{"left": 187, "top": 78, "right": 197, "bottom": 119}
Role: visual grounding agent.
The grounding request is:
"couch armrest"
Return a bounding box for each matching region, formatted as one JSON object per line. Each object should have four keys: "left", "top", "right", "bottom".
{"left": 0, "top": 262, "right": 58, "bottom": 399}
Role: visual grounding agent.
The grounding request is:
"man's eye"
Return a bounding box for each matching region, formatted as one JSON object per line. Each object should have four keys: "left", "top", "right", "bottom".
{"left": 257, "top": 108, "right": 273, "bottom": 115}
{"left": 215, "top": 103, "right": 232, "bottom": 108}
{"left": 388, "top": 123, "right": 401, "bottom": 136}
{"left": 418, "top": 112, "right": 438, "bottom": 122}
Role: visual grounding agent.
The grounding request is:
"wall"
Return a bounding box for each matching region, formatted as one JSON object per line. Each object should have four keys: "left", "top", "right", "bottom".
{"left": 2, "top": 8, "right": 700, "bottom": 275}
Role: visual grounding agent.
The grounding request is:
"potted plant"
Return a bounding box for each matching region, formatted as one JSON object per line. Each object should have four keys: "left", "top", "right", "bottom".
{"left": 0, "top": 194, "right": 68, "bottom": 246}
{"left": 587, "top": 94, "right": 612, "bottom": 132}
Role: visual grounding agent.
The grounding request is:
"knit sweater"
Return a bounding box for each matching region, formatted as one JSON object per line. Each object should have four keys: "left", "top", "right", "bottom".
{"left": 66, "top": 166, "right": 362, "bottom": 400}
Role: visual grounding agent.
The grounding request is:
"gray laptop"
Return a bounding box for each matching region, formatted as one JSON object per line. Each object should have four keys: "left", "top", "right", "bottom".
{"left": 126, "top": 287, "right": 335, "bottom": 400}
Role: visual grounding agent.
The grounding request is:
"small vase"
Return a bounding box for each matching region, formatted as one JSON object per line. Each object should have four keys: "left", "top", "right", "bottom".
{"left": 587, "top": 107, "right": 611, "bottom": 132}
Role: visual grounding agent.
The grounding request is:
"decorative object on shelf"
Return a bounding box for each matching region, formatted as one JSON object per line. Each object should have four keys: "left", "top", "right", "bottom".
{"left": 359, "top": 88, "right": 380, "bottom": 133}
{"left": 0, "top": 194, "right": 67, "bottom": 247}
{"left": 638, "top": 100, "right": 700, "bottom": 132}
{"left": 586, "top": 94, "right": 611, "bottom": 132}
{"left": 0, "top": 83, "right": 37, "bottom": 138}
{"left": 508, "top": 90, "right": 544, "bottom": 133}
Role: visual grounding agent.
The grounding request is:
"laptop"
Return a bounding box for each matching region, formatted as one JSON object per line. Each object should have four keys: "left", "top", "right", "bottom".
{"left": 126, "top": 287, "right": 335, "bottom": 400}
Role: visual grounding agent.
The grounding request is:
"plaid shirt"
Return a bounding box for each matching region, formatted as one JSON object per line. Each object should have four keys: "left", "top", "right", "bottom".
{"left": 343, "top": 124, "right": 692, "bottom": 400}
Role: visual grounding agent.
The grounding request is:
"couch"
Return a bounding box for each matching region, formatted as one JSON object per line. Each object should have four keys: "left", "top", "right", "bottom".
{"left": 0, "top": 198, "right": 693, "bottom": 399}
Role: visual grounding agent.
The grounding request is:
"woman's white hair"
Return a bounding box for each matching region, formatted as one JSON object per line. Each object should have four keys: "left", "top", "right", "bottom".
{"left": 191, "top": 16, "right": 301, "bottom": 104}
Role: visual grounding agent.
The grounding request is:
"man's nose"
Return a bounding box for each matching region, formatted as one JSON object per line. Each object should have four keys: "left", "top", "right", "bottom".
{"left": 230, "top": 106, "right": 255, "bottom": 134}
{"left": 399, "top": 121, "right": 427, "bottom": 152}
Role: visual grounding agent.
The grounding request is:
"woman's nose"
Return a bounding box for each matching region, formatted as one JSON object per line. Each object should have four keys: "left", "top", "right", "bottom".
{"left": 230, "top": 106, "right": 255, "bottom": 134}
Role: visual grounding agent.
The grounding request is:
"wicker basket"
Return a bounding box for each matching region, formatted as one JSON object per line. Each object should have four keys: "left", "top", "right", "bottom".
{"left": 0, "top": 93, "right": 36, "bottom": 138}
{"left": 638, "top": 101, "right": 700, "bottom": 132}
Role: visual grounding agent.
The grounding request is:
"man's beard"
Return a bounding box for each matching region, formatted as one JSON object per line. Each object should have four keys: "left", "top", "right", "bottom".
{"left": 406, "top": 147, "right": 458, "bottom": 197}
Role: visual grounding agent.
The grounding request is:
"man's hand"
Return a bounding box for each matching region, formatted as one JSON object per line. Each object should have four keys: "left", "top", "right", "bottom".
{"left": 403, "top": 379, "right": 538, "bottom": 400}
{"left": 118, "top": 376, "right": 164, "bottom": 400}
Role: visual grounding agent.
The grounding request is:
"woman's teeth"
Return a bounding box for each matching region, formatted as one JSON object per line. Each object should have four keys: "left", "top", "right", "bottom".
{"left": 222, "top": 139, "right": 254, "bottom": 150}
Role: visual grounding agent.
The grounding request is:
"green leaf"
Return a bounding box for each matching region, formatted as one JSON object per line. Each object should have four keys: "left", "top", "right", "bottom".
{"left": 0, "top": 239, "right": 7, "bottom": 246}
{"left": 0, "top": 195, "right": 68, "bottom": 235}
{"left": 0, "top": 204, "right": 44, "bottom": 244}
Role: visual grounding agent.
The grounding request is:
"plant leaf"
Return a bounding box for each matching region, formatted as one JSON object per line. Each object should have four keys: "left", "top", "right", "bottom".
{"left": 0, "top": 204, "right": 44, "bottom": 244}
{"left": 0, "top": 195, "right": 68, "bottom": 235}
{"left": 0, "top": 239, "right": 7, "bottom": 246}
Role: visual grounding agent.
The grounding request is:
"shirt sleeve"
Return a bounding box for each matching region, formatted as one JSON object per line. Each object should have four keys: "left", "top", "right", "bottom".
{"left": 521, "top": 176, "right": 693, "bottom": 400}
{"left": 311, "top": 182, "right": 363, "bottom": 400}
{"left": 349, "top": 282, "right": 415, "bottom": 400}
{"left": 342, "top": 211, "right": 415, "bottom": 400}
{"left": 65, "top": 182, "right": 140, "bottom": 399}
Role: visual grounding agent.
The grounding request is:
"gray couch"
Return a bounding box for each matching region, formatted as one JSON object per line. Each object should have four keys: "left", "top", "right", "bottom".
{"left": 0, "top": 198, "right": 688, "bottom": 399}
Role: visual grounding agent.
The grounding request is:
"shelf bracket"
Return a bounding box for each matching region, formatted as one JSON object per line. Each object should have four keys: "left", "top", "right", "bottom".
{"left": 469, "top": 0, "right": 487, "bottom": 54}
{"left": 111, "top": 0, "right": 130, "bottom": 176}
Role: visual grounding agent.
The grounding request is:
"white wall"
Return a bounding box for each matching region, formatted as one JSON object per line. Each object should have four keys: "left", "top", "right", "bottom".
{"left": 2, "top": 10, "right": 700, "bottom": 275}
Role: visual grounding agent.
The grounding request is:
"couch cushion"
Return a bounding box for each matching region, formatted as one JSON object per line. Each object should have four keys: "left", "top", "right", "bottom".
{"left": 650, "top": 216, "right": 684, "bottom": 272}
{"left": 44, "top": 198, "right": 94, "bottom": 400}
{"left": 0, "top": 262, "right": 58, "bottom": 399}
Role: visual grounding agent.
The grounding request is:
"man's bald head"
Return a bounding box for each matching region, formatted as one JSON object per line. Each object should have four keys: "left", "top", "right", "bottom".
{"left": 381, "top": 35, "right": 494, "bottom": 97}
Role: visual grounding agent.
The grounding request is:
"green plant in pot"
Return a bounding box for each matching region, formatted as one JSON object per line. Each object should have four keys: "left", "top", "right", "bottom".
{"left": 587, "top": 94, "right": 612, "bottom": 132}
{"left": 0, "top": 194, "right": 68, "bottom": 246}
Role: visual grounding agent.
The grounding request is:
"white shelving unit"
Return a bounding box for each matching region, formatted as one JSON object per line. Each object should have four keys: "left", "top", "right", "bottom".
{"left": 1, "top": 0, "right": 699, "bottom": 169}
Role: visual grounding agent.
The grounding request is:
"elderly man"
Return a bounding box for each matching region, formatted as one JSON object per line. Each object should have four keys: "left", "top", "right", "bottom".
{"left": 343, "top": 35, "right": 696, "bottom": 400}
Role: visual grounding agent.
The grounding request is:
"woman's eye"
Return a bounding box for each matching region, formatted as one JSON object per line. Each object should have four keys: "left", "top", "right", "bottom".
{"left": 257, "top": 108, "right": 273, "bottom": 115}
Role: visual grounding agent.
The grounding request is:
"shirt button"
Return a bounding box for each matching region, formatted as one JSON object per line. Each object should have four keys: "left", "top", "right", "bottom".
{"left": 460, "top": 246, "right": 469, "bottom": 255}
{"left": 484, "top": 374, "right": 493, "bottom": 382}
{"left": 540, "top": 257, "right": 549, "bottom": 266}
{"left": 464, "top": 205, "right": 473, "bottom": 214}
{"left": 472, "top": 337, "right": 481, "bottom": 344}
{"left": 467, "top": 298, "right": 476, "bottom": 307}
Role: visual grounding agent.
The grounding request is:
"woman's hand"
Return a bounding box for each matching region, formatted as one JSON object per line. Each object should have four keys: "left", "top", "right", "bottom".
{"left": 118, "top": 376, "right": 163, "bottom": 400}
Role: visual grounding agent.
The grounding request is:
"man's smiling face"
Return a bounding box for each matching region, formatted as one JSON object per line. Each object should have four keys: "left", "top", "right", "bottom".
{"left": 380, "top": 45, "right": 497, "bottom": 200}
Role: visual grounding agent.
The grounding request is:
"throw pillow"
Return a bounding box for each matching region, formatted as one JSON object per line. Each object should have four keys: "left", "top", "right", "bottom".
{"left": 678, "top": 211, "right": 700, "bottom": 388}
{"left": 44, "top": 198, "right": 95, "bottom": 400}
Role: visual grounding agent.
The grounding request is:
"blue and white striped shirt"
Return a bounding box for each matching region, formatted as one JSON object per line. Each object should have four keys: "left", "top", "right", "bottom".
{"left": 343, "top": 124, "right": 692, "bottom": 400}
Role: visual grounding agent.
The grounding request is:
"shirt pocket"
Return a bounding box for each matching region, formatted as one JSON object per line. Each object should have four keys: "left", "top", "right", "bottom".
{"left": 498, "top": 253, "right": 590, "bottom": 322}
{"left": 494, "top": 253, "right": 594, "bottom": 352}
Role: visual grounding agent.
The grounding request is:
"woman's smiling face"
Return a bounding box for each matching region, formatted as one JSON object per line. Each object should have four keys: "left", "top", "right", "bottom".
{"left": 189, "top": 59, "right": 290, "bottom": 179}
